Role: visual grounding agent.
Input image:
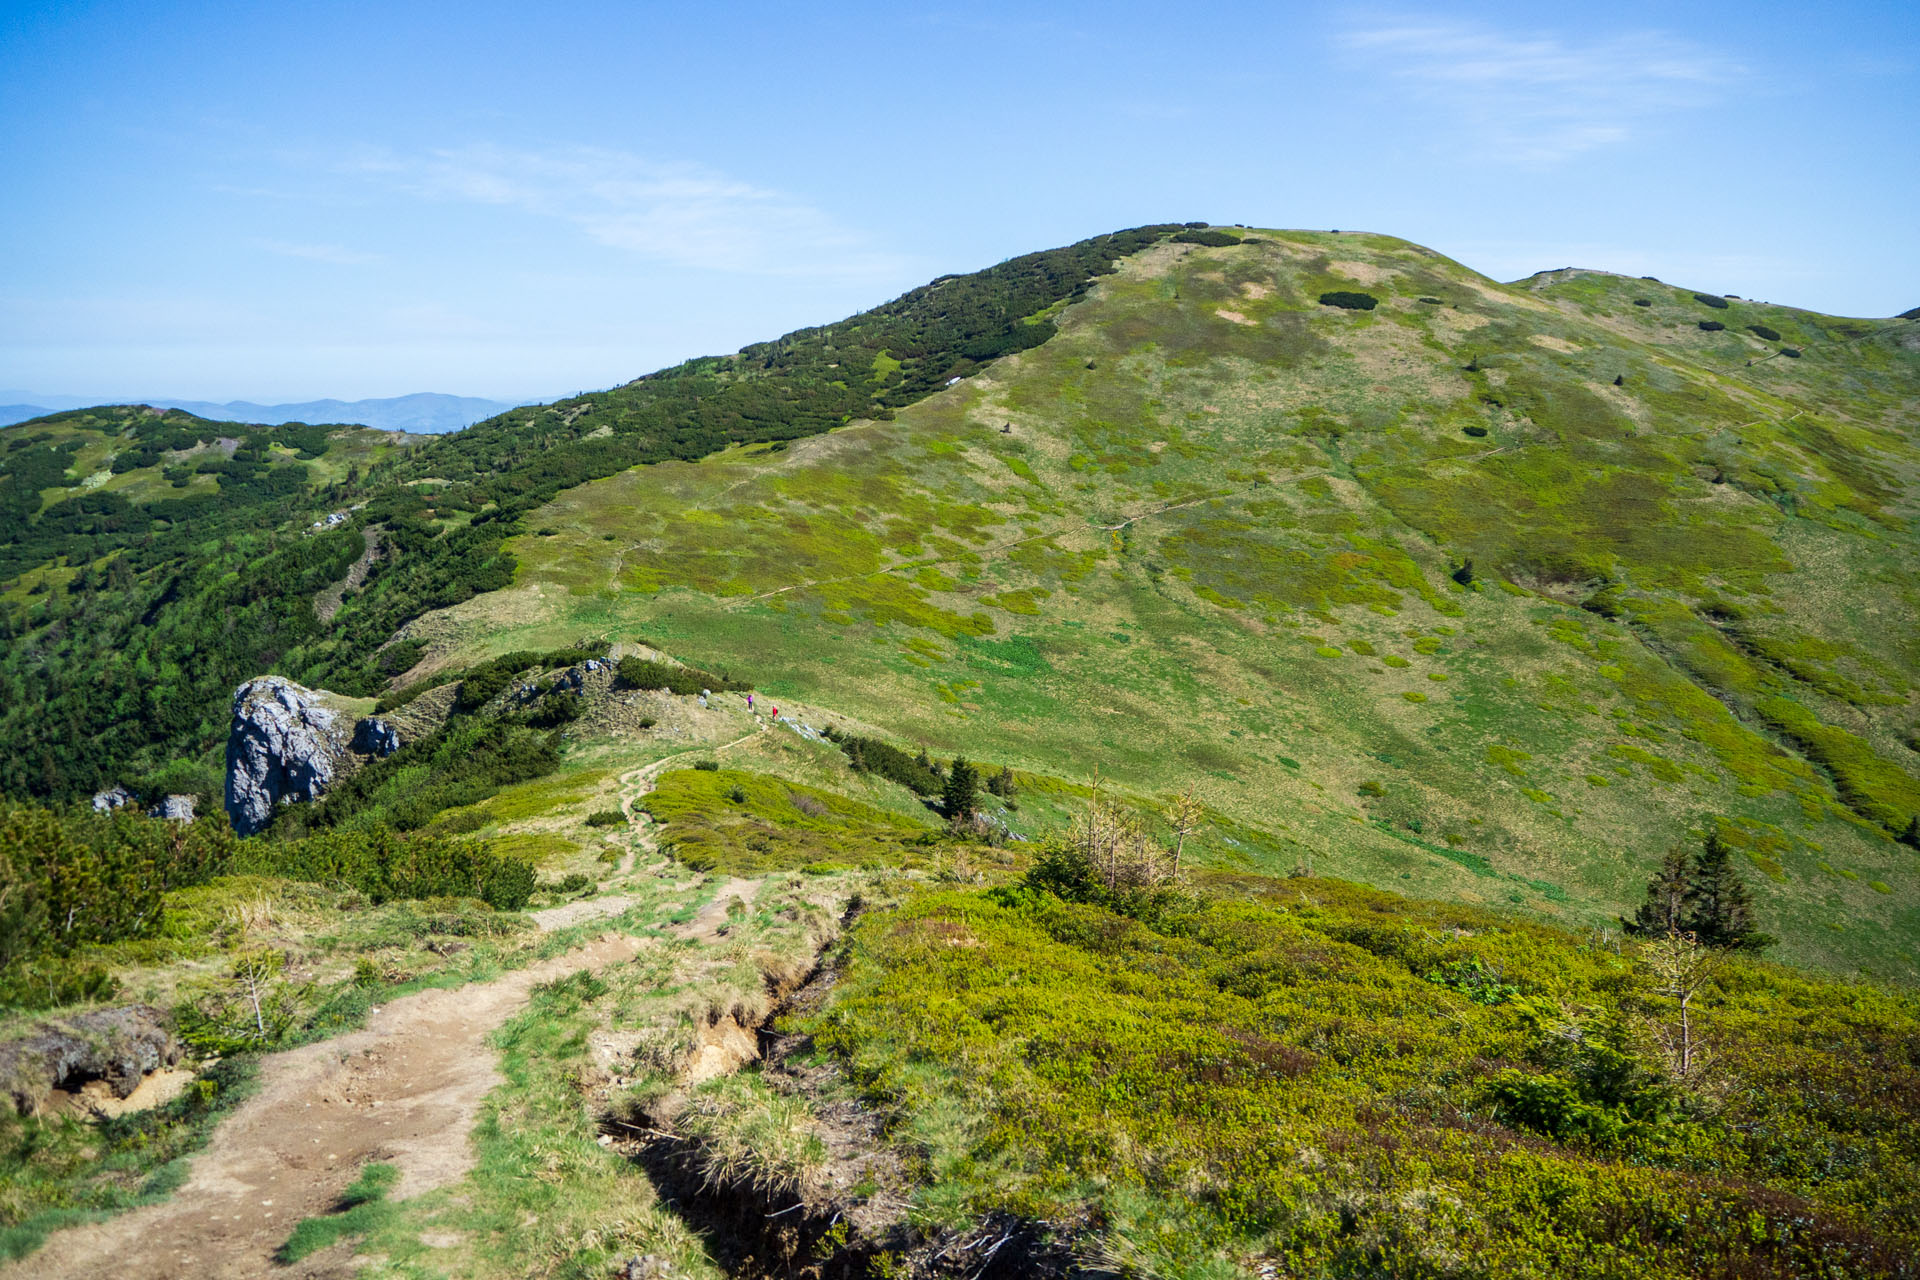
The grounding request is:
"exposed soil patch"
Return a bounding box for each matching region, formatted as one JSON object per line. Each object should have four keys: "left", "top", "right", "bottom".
{"left": 9, "top": 933, "right": 644, "bottom": 1280}
{"left": 615, "top": 928, "right": 1081, "bottom": 1279}
{"left": 529, "top": 893, "right": 640, "bottom": 930}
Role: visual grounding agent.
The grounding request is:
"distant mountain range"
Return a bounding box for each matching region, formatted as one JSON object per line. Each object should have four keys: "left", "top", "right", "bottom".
{"left": 0, "top": 391, "right": 529, "bottom": 433}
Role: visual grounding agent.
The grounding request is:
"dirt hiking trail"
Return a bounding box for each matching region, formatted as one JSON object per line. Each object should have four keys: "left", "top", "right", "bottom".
{"left": 15, "top": 725, "right": 775, "bottom": 1279}
{"left": 11, "top": 932, "right": 642, "bottom": 1280}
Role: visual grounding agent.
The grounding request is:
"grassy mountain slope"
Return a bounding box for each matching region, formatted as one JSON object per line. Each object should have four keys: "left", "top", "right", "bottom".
{"left": 0, "top": 228, "right": 1184, "bottom": 803}
{"left": 402, "top": 229, "right": 1920, "bottom": 978}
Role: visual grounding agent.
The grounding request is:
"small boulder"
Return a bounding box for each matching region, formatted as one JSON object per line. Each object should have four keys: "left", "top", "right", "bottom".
{"left": 91, "top": 785, "right": 137, "bottom": 813}
{"left": 147, "top": 794, "right": 197, "bottom": 822}
{"left": 0, "top": 1005, "right": 181, "bottom": 1116}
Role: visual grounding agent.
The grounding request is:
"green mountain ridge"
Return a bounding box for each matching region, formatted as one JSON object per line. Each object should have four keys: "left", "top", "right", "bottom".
{"left": 5, "top": 224, "right": 1920, "bottom": 1280}
{"left": 396, "top": 227, "right": 1920, "bottom": 978}
{"left": 3, "top": 223, "right": 1918, "bottom": 978}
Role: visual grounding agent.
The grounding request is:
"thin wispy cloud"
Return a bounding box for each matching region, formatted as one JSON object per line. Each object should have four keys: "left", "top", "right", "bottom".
{"left": 351, "top": 144, "right": 906, "bottom": 278}
{"left": 1338, "top": 17, "right": 1742, "bottom": 165}
{"left": 255, "top": 239, "right": 382, "bottom": 265}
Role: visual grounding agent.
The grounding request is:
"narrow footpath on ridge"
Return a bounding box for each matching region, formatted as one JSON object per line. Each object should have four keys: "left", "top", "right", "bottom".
{"left": 11, "top": 723, "right": 774, "bottom": 1280}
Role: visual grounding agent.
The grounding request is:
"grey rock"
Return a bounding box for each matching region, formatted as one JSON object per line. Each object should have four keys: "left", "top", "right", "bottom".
{"left": 147, "top": 794, "right": 196, "bottom": 822}
{"left": 224, "top": 676, "right": 355, "bottom": 836}
{"left": 91, "top": 785, "right": 137, "bottom": 813}
{"left": 352, "top": 716, "right": 403, "bottom": 757}
{"left": 557, "top": 658, "right": 610, "bottom": 695}
{"left": 0, "top": 1005, "right": 181, "bottom": 1116}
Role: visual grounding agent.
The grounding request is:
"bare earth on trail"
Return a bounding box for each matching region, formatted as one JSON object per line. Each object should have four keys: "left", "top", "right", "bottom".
{"left": 678, "top": 878, "right": 761, "bottom": 942}
{"left": 10, "top": 932, "right": 643, "bottom": 1280}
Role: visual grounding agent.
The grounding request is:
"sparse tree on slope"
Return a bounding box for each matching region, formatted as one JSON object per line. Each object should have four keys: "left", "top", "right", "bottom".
{"left": 943, "top": 757, "right": 979, "bottom": 824}
{"left": 1684, "top": 831, "right": 1770, "bottom": 951}
{"left": 1626, "top": 830, "right": 1770, "bottom": 951}
{"left": 1625, "top": 846, "right": 1693, "bottom": 938}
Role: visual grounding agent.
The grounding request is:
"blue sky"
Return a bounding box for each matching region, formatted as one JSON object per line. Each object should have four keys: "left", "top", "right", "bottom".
{"left": 1, "top": 0, "right": 1914, "bottom": 402}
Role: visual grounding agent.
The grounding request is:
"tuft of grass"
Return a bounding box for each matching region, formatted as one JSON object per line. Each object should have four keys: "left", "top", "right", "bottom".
{"left": 276, "top": 1162, "right": 400, "bottom": 1263}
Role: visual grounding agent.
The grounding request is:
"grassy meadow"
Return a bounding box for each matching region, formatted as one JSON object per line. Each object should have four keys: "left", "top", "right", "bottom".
{"left": 394, "top": 229, "right": 1920, "bottom": 980}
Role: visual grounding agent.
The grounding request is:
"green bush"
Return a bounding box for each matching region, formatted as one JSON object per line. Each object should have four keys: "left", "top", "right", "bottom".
{"left": 1171, "top": 229, "right": 1240, "bottom": 247}
{"left": 825, "top": 729, "right": 943, "bottom": 796}
{"left": 0, "top": 803, "right": 240, "bottom": 963}
{"left": 252, "top": 826, "right": 535, "bottom": 910}
{"left": 1318, "top": 291, "right": 1378, "bottom": 311}
{"left": 614, "top": 655, "right": 749, "bottom": 695}
{"left": 1698, "top": 320, "right": 1726, "bottom": 332}
{"left": 1693, "top": 293, "right": 1731, "bottom": 309}
{"left": 1633, "top": 298, "right": 1653, "bottom": 307}
{"left": 1462, "top": 424, "right": 1489, "bottom": 438}
{"left": 584, "top": 809, "right": 625, "bottom": 828}
{"left": 1780, "top": 347, "right": 1802, "bottom": 358}
{"left": 453, "top": 664, "right": 516, "bottom": 711}
{"left": 1747, "top": 324, "right": 1782, "bottom": 341}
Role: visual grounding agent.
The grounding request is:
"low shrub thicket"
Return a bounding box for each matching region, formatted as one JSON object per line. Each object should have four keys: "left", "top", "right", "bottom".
{"left": 1170, "top": 229, "right": 1240, "bottom": 247}
{"left": 812, "top": 870, "right": 1920, "bottom": 1277}
{"left": 0, "top": 801, "right": 534, "bottom": 986}
{"left": 1698, "top": 320, "right": 1726, "bottom": 332}
{"left": 1694, "top": 293, "right": 1731, "bottom": 309}
{"left": 251, "top": 826, "right": 534, "bottom": 911}
{"left": 1317, "top": 290, "right": 1378, "bottom": 310}
{"left": 281, "top": 717, "right": 561, "bottom": 835}
{"left": 823, "top": 728, "right": 943, "bottom": 796}
{"left": 614, "top": 655, "right": 749, "bottom": 695}
{"left": 1748, "top": 323, "right": 1782, "bottom": 341}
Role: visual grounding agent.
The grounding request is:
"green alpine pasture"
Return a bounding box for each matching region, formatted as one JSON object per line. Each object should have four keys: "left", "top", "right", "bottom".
{"left": 410, "top": 229, "right": 1920, "bottom": 980}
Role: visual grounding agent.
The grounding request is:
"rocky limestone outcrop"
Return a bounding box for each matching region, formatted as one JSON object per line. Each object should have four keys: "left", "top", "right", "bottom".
{"left": 147, "top": 794, "right": 197, "bottom": 822}
{"left": 91, "top": 785, "right": 136, "bottom": 813}
{"left": 0, "top": 1005, "right": 181, "bottom": 1116}
{"left": 557, "top": 657, "right": 612, "bottom": 694}
{"left": 351, "top": 716, "right": 402, "bottom": 757}
{"left": 224, "top": 676, "right": 358, "bottom": 835}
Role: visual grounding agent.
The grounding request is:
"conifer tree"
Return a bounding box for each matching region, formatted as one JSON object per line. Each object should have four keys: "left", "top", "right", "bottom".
{"left": 1684, "top": 830, "right": 1770, "bottom": 951}
{"left": 1625, "top": 846, "right": 1692, "bottom": 937}
{"left": 943, "top": 757, "right": 979, "bottom": 823}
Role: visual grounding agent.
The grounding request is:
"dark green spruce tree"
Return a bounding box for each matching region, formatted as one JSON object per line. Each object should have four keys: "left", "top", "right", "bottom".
{"left": 1624, "top": 847, "right": 1693, "bottom": 937}
{"left": 1683, "top": 831, "right": 1771, "bottom": 951}
{"left": 943, "top": 757, "right": 979, "bottom": 823}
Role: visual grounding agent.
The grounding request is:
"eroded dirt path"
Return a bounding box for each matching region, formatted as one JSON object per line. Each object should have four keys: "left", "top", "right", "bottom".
{"left": 18, "top": 727, "right": 782, "bottom": 1280}
{"left": 10, "top": 932, "right": 643, "bottom": 1280}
